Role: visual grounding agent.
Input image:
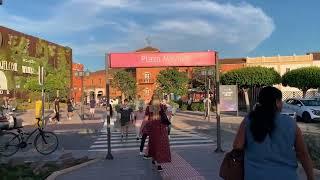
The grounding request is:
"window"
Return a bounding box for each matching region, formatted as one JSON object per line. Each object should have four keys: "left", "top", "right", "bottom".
{"left": 144, "top": 72, "right": 151, "bottom": 83}
{"left": 145, "top": 88, "right": 150, "bottom": 95}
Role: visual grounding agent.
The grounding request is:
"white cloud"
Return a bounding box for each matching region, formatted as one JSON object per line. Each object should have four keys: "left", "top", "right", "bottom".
{"left": 0, "top": 0, "right": 275, "bottom": 65}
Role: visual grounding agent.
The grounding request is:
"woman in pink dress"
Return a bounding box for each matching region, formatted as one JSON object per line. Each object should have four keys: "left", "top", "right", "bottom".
{"left": 143, "top": 95, "right": 171, "bottom": 172}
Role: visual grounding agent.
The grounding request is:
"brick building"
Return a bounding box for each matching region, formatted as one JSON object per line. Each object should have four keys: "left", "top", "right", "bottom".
{"left": 72, "top": 63, "right": 84, "bottom": 102}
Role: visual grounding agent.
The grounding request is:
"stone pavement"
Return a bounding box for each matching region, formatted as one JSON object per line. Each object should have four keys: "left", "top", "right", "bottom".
{"left": 56, "top": 151, "right": 162, "bottom": 180}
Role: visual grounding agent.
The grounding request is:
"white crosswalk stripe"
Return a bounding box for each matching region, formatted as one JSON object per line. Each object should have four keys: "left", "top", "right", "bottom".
{"left": 89, "top": 128, "right": 215, "bottom": 152}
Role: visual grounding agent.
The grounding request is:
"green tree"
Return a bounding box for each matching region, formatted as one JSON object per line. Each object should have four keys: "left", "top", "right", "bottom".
{"left": 24, "top": 41, "right": 71, "bottom": 101}
{"left": 156, "top": 68, "right": 189, "bottom": 100}
{"left": 282, "top": 67, "right": 320, "bottom": 98}
{"left": 111, "top": 70, "right": 137, "bottom": 101}
{"left": 191, "top": 67, "right": 215, "bottom": 91}
{"left": 221, "top": 66, "right": 281, "bottom": 112}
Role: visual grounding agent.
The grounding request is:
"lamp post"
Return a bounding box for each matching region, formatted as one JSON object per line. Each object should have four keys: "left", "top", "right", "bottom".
{"left": 75, "top": 69, "right": 90, "bottom": 120}
{"left": 105, "top": 79, "right": 113, "bottom": 160}
{"left": 201, "top": 69, "right": 214, "bottom": 122}
{"left": 214, "top": 53, "right": 223, "bottom": 153}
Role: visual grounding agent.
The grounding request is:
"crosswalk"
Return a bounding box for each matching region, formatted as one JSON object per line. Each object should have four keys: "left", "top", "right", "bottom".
{"left": 89, "top": 127, "right": 215, "bottom": 152}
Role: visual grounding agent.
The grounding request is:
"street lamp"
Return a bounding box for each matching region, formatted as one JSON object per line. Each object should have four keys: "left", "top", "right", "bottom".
{"left": 201, "top": 69, "right": 214, "bottom": 122}
{"left": 105, "top": 79, "right": 113, "bottom": 160}
{"left": 75, "top": 69, "right": 90, "bottom": 120}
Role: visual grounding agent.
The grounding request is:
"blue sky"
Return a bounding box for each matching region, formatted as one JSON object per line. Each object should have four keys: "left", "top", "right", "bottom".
{"left": 1, "top": 0, "right": 320, "bottom": 70}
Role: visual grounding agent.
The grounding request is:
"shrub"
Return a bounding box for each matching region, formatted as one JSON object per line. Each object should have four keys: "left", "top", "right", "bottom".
{"left": 191, "top": 103, "right": 200, "bottom": 111}
{"left": 169, "top": 101, "right": 179, "bottom": 109}
{"left": 198, "top": 103, "right": 205, "bottom": 112}
{"left": 180, "top": 104, "right": 188, "bottom": 111}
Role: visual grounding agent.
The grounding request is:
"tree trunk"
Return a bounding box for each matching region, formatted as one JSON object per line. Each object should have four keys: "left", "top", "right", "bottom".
{"left": 302, "top": 90, "right": 307, "bottom": 98}
{"left": 243, "top": 88, "right": 250, "bottom": 113}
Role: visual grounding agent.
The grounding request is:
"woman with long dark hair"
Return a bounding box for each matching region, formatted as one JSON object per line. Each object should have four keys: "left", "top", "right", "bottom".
{"left": 233, "top": 86, "right": 314, "bottom": 180}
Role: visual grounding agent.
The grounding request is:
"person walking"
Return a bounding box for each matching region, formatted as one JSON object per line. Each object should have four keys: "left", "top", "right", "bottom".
{"left": 134, "top": 106, "right": 145, "bottom": 141}
{"left": 67, "top": 99, "right": 73, "bottom": 120}
{"left": 119, "top": 99, "right": 133, "bottom": 140}
{"left": 89, "top": 98, "right": 96, "bottom": 119}
{"left": 49, "top": 98, "right": 60, "bottom": 124}
{"left": 143, "top": 95, "right": 171, "bottom": 172}
{"left": 232, "top": 86, "right": 314, "bottom": 180}
{"left": 162, "top": 97, "right": 173, "bottom": 137}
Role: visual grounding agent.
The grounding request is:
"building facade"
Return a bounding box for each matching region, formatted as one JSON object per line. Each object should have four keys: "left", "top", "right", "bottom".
{"left": 246, "top": 53, "right": 320, "bottom": 98}
{"left": 72, "top": 63, "right": 84, "bottom": 102}
{"left": 0, "top": 26, "right": 72, "bottom": 99}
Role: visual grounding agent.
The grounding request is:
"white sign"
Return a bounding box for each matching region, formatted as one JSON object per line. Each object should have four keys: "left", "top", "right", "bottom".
{"left": 0, "top": 61, "right": 18, "bottom": 71}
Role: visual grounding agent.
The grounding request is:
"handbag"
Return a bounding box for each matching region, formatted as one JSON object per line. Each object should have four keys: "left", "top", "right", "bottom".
{"left": 219, "top": 149, "right": 244, "bottom": 180}
{"left": 160, "top": 108, "right": 171, "bottom": 126}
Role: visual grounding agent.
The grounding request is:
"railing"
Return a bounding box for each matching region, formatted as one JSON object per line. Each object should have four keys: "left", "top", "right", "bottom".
{"left": 138, "top": 79, "right": 155, "bottom": 84}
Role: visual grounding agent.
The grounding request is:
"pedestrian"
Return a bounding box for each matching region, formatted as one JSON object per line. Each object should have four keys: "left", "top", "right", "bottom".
{"left": 162, "top": 97, "right": 173, "bottom": 137}
{"left": 143, "top": 95, "right": 171, "bottom": 172}
{"left": 119, "top": 99, "right": 133, "bottom": 139}
{"left": 67, "top": 98, "right": 73, "bottom": 120}
{"left": 232, "top": 86, "right": 314, "bottom": 180}
{"left": 203, "top": 95, "right": 211, "bottom": 119}
{"left": 49, "top": 98, "right": 60, "bottom": 124}
{"left": 134, "top": 106, "right": 145, "bottom": 140}
{"left": 89, "top": 98, "right": 96, "bottom": 119}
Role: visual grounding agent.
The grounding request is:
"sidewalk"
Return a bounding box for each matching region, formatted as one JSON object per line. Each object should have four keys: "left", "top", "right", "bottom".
{"left": 56, "top": 151, "right": 162, "bottom": 180}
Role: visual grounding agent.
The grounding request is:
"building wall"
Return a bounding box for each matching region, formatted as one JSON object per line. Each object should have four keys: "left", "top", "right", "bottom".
{"left": 0, "top": 26, "right": 72, "bottom": 98}
{"left": 246, "top": 54, "right": 320, "bottom": 97}
{"left": 220, "top": 63, "right": 245, "bottom": 73}
{"left": 72, "top": 63, "right": 83, "bottom": 102}
{"left": 83, "top": 70, "right": 106, "bottom": 102}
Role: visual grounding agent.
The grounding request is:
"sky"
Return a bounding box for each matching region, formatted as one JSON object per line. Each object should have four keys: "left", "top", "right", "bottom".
{"left": 1, "top": 0, "right": 320, "bottom": 70}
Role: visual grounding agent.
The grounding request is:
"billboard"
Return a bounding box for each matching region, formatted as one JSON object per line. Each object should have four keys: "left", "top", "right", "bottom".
{"left": 220, "top": 85, "right": 238, "bottom": 112}
{"left": 108, "top": 51, "right": 216, "bottom": 68}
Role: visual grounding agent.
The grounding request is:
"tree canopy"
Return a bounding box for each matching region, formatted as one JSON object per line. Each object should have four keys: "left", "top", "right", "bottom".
{"left": 282, "top": 67, "right": 320, "bottom": 97}
{"left": 221, "top": 66, "right": 281, "bottom": 89}
{"left": 111, "top": 70, "right": 136, "bottom": 99}
{"left": 191, "top": 67, "right": 215, "bottom": 90}
{"left": 156, "top": 68, "right": 189, "bottom": 96}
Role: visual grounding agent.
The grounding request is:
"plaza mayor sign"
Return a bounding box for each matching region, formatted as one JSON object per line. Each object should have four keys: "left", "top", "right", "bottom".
{"left": 108, "top": 51, "right": 216, "bottom": 68}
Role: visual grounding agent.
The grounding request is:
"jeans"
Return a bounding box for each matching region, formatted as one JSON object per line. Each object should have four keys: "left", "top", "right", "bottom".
{"left": 140, "top": 134, "right": 148, "bottom": 152}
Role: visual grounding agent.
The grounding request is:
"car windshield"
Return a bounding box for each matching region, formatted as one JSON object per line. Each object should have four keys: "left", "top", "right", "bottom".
{"left": 301, "top": 100, "right": 320, "bottom": 106}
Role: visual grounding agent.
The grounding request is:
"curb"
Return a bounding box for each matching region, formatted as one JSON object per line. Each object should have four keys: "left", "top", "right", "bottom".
{"left": 45, "top": 159, "right": 100, "bottom": 180}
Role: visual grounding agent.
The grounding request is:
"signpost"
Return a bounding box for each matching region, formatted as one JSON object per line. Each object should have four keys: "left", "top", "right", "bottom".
{"left": 38, "top": 66, "right": 45, "bottom": 128}
{"left": 220, "top": 85, "right": 238, "bottom": 115}
{"left": 107, "top": 50, "right": 224, "bottom": 153}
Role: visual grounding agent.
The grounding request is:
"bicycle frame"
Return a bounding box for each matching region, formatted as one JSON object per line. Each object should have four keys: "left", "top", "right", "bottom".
{"left": 17, "top": 120, "right": 45, "bottom": 144}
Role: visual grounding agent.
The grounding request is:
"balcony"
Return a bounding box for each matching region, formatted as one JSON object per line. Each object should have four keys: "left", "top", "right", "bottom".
{"left": 138, "top": 79, "right": 155, "bottom": 84}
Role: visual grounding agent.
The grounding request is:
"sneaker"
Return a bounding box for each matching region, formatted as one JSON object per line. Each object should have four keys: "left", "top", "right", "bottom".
{"left": 143, "top": 155, "right": 151, "bottom": 160}
{"left": 157, "top": 166, "right": 163, "bottom": 172}
{"left": 136, "top": 137, "right": 139, "bottom": 141}
{"left": 139, "top": 152, "right": 144, "bottom": 156}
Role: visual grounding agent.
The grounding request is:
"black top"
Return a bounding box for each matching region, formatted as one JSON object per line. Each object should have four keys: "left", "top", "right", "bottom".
{"left": 119, "top": 107, "right": 133, "bottom": 123}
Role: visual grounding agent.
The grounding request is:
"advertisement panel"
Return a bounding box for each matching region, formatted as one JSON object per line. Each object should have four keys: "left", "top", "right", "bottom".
{"left": 220, "top": 85, "right": 238, "bottom": 112}
{"left": 108, "top": 51, "right": 216, "bottom": 68}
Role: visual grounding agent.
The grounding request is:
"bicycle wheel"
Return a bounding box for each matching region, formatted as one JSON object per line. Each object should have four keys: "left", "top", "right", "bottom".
{"left": 34, "top": 131, "right": 59, "bottom": 155}
{"left": 0, "top": 131, "right": 20, "bottom": 157}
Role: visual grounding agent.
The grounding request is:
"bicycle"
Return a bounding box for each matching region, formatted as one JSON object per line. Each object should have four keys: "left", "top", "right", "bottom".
{"left": 0, "top": 118, "right": 59, "bottom": 157}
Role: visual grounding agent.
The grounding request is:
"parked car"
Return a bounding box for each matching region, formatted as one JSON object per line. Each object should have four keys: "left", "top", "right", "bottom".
{"left": 281, "top": 107, "right": 296, "bottom": 121}
{"left": 253, "top": 103, "right": 296, "bottom": 120}
{"left": 284, "top": 98, "right": 320, "bottom": 123}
